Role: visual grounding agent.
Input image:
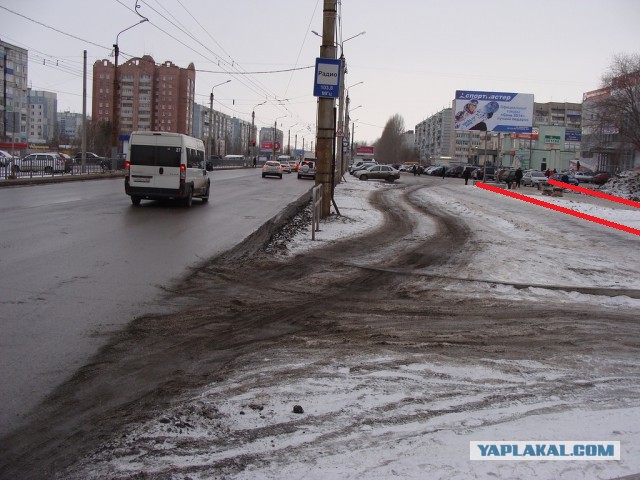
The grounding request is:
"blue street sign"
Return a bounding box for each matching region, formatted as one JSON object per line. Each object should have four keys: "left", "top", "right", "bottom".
{"left": 313, "top": 57, "right": 342, "bottom": 99}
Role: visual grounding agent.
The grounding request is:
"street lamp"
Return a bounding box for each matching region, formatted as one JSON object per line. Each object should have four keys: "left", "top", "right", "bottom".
{"left": 208, "top": 79, "right": 231, "bottom": 160}
{"left": 340, "top": 31, "right": 366, "bottom": 55}
{"left": 249, "top": 100, "right": 266, "bottom": 159}
{"left": 272, "top": 115, "right": 287, "bottom": 161}
{"left": 111, "top": 2, "right": 148, "bottom": 167}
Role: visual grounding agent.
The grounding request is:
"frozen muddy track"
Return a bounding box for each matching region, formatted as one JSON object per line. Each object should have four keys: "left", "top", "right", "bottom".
{"left": 1, "top": 180, "right": 638, "bottom": 479}
{"left": 0, "top": 182, "right": 471, "bottom": 479}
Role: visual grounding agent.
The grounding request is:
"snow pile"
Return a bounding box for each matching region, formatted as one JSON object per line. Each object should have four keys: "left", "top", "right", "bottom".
{"left": 599, "top": 170, "right": 640, "bottom": 201}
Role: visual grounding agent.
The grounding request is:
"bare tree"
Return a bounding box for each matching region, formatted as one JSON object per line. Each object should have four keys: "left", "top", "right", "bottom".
{"left": 374, "top": 114, "right": 406, "bottom": 164}
{"left": 599, "top": 53, "right": 640, "bottom": 151}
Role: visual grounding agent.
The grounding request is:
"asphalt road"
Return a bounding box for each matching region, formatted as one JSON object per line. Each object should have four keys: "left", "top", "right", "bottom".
{"left": 0, "top": 168, "right": 312, "bottom": 437}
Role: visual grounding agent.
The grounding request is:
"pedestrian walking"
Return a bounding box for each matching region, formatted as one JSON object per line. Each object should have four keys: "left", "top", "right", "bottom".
{"left": 441, "top": 166, "right": 446, "bottom": 179}
{"left": 412, "top": 165, "right": 417, "bottom": 176}
{"left": 515, "top": 167, "right": 523, "bottom": 189}
{"left": 462, "top": 167, "right": 471, "bottom": 185}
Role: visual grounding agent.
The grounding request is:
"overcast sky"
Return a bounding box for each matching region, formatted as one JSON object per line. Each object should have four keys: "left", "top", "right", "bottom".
{"left": 1, "top": 0, "right": 638, "bottom": 145}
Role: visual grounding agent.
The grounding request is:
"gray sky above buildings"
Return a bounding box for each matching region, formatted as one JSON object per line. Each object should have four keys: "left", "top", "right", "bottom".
{"left": 1, "top": 0, "right": 639, "bottom": 145}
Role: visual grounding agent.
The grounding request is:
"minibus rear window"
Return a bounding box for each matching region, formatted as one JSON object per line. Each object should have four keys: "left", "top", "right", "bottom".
{"left": 130, "top": 145, "right": 181, "bottom": 167}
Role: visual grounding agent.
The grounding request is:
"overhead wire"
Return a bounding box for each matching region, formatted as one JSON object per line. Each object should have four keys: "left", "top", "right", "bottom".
{"left": 2, "top": 1, "right": 319, "bottom": 128}
{"left": 142, "top": 0, "right": 283, "bottom": 102}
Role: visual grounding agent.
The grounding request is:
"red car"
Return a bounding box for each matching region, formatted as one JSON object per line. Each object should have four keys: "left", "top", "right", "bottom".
{"left": 591, "top": 172, "right": 611, "bottom": 185}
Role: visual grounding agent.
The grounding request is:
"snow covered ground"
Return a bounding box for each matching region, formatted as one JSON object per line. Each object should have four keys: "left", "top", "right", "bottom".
{"left": 66, "top": 174, "right": 640, "bottom": 480}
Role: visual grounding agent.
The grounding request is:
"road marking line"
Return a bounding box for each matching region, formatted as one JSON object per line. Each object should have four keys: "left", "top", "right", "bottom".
{"left": 548, "top": 179, "right": 640, "bottom": 209}
{"left": 475, "top": 182, "right": 640, "bottom": 237}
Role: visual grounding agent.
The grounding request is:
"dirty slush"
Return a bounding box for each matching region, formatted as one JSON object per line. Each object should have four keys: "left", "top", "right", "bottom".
{"left": 1, "top": 182, "right": 638, "bottom": 479}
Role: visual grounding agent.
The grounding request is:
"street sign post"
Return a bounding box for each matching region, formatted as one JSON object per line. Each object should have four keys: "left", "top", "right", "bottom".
{"left": 313, "top": 57, "right": 342, "bottom": 98}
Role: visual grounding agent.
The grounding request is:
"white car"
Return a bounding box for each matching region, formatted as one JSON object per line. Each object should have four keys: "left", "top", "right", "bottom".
{"left": 521, "top": 170, "right": 548, "bottom": 187}
{"left": 574, "top": 171, "right": 594, "bottom": 183}
{"left": 0, "top": 150, "right": 17, "bottom": 167}
{"left": 262, "top": 161, "right": 283, "bottom": 179}
{"left": 18, "top": 153, "right": 67, "bottom": 174}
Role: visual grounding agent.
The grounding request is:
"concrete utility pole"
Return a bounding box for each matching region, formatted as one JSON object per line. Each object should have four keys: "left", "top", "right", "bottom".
{"left": 316, "top": 0, "right": 337, "bottom": 218}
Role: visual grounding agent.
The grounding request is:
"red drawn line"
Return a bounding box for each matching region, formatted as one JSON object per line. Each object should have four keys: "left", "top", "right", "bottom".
{"left": 547, "top": 179, "right": 640, "bottom": 209}
{"left": 475, "top": 182, "right": 640, "bottom": 237}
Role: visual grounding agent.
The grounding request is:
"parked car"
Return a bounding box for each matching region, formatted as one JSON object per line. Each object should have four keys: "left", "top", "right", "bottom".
{"left": 297, "top": 160, "right": 317, "bottom": 179}
{"left": 445, "top": 165, "right": 468, "bottom": 177}
{"left": 474, "top": 166, "right": 499, "bottom": 180}
{"left": 574, "top": 171, "right": 594, "bottom": 183}
{"left": 354, "top": 164, "right": 400, "bottom": 182}
{"left": 522, "top": 170, "right": 548, "bottom": 187}
{"left": 100, "top": 157, "right": 127, "bottom": 171}
{"left": 499, "top": 169, "right": 517, "bottom": 184}
{"left": 0, "top": 150, "right": 17, "bottom": 167}
{"left": 550, "top": 173, "right": 579, "bottom": 186}
{"left": 349, "top": 160, "right": 376, "bottom": 174}
{"left": 429, "top": 166, "right": 448, "bottom": 176}
{"left": 18, "top": 153, "right": 67, "bottom": 173}
{"left": 262, "top": 161, "right": 283, "bottom": 179}
{"left": 74, "top": 152, "right": 106, "bottom": 164}
{"left": 591, "top": 172, "right": 611, "bottom": 185}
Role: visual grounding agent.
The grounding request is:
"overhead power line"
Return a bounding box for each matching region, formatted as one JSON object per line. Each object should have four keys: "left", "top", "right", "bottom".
{"left": 0, "top": 5, "right": 111, "bottom": 52}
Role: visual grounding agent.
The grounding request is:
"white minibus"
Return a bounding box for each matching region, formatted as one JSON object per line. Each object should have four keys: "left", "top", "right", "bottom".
{"left": 125, "top": 131, "right": 210, "bottom": 207}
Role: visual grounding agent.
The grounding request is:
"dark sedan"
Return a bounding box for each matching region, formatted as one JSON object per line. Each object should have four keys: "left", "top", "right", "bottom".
{"left": 550, "top": 173, "right": 579, "bottom": 186}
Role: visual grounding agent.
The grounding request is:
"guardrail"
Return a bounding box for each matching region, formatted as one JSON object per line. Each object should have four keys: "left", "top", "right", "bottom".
{"left": 311, "top": 184, "right": 322, "bottom": 240}
{"left": 1, "top": 161, "right": 108, "bottom": 180}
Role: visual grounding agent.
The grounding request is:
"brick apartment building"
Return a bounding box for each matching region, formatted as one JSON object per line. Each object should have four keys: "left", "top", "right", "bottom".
{"left": 92, "top": 55, "right": 195, "bottom": 140}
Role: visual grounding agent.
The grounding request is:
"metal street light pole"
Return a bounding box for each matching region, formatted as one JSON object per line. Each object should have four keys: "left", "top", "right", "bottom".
{"left": 208, "top": 79, "right": 231, "bottom": 161}
{"left": 272, "top": 115, "right": 287, "bottom": 161}
{"left": 111, "top": 3, "right": 148, "bottom": 169}
{"left": 249, "top": 101, "right": 266, "bottom": 160}
{"left": 343, "top": 81, "right": 363, "bottom": 170}
{"left": 336, "top": 32, "right": 365, "bottom": 181}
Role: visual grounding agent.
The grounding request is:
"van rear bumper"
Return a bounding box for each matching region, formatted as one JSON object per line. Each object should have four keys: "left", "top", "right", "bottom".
{"left": 126, "top": 185, "right": 185, "bottom": 200}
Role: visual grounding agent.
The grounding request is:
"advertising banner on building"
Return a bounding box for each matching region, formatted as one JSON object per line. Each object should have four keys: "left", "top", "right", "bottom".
{"left": 356, "top": 146, "right": 374, "bottom": 156}
{"left": 582, "top": 87, "right": 611, "bottom": 103}
{"left": 454, "top": 90, "right": 534, "bottom": 133}
{"left": 514, "top": 127, "right": 539, "bottom": 140}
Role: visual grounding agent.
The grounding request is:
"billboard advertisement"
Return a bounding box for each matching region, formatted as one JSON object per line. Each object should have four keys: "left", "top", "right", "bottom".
{"left": 454, "top": 90, "right": 534, "bottom": 133}
{"left": 259, "top": 128, "right": 283, "bottom": 153}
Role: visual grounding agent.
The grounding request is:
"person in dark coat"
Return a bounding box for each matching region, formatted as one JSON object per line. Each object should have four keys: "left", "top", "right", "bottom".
{"left": 462, "top": 167, "right": 471, "bottom": 185}
{"left": 412, "top": 165, "right": 417, "bottom": 176}
{"left": 514, "top": 167, "right": 523, "bottom": 189}
{"left": 441, "top": 166, "right": 446, "bottom": 179}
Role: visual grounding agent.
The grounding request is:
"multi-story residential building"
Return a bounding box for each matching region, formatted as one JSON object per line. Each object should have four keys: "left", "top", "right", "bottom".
{"left": 28, "top": 90, "right": 57, "bottom": 144}
{"left": 1, "top": 40, "right": 29, "bottom": 148}
{"left": 92, "top": 55, "right": 196, "bottom": 145}
{"left": 57, "top": 111, "right": 83, "bottom": 141}
{"left": 193, "top": 103, "right": 235, "bottom": 157}
{"left": 453, "top": 130, "right": 483, "bottom": 163}
{"left": 230, "top": 117, "right": 252, "bottom": 156}
{"left": 414, "top": 108, "right": 452, "bottom": 165}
